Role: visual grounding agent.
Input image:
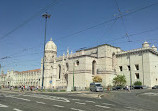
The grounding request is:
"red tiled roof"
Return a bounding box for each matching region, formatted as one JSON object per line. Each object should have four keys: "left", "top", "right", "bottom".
{"left": 18, "top": 69, "right": 41, "bottom": 74}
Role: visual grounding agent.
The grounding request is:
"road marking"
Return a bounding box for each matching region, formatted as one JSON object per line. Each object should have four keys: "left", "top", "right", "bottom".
{"left": 102, "top": 103, "right": 114, "bottom": 106}
{"left": 53, "top": 105, "right": 64, "bottom": 108}
{"left": 72, "top": 99, "right": 80, "bottom": 101}
{"left": 5, "top": 96, "right": 30, "bottom": 102}
{"left": 95, "top": 105, "right": 110, "bottom": 109}
{"left": 0, "top": 103, "right": 8, "bottom": 108}
{"left": 36, "top": 101, "right": 46, "bottom": 104}
{"left": 71, "top": 108, "right": 85, "bottom": 111}
{"left": 85, "top": 100, "right": 95, "bottom": 103}
{"left": 75, "top": 102, "right": 86, "bottom": 105}
{"left": 125, "top": 107, "right": 143, "bottom": 111}
{"left": 23, "top": 94, "right": 70, "bottom": 102}
{"left": 13, "top": 108, "right": 23, "bottom": 111}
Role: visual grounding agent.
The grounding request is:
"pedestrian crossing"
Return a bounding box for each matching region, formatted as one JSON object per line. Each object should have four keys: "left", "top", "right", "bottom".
{"left": 0, "top": 93, "right": 146, "bottom": 111}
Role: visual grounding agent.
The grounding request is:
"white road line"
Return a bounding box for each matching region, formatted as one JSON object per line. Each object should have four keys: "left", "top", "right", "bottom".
{"left": 0, "top": 103, "right": 8, "bottom": 108}
{"left": 23, "top": 94, "right": 70, "bottom": 102}
{"left": 75, "top": 102, "right": 86, "bottom": 105}
{"left": 13, "top": 108, "right": 23, "bottom": 111}
{"left": 102, "top": 103, "right": 114, "bottom": 106}
{"left": 95, "top": 105, "right": 110, "bottom": 109}
{"left": 36, "top": 101, "right": 46, "bottom": 104}
{"left": 71, "top": 108, "right": 85, "bottom": 111}
{"left": 53, "top": 105, "right": 64, "bottom": 108}
{"left": 72, "top": 99, "right": 80, "bottom": 101}
{"left": 85, "top": 100, "right": 95, "bottom": 103}
{"left": 5, "top": 96, "right": 30, "bottom": 102}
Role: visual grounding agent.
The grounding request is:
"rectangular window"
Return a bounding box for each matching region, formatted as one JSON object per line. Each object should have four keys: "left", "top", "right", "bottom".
{"left": 119, "top": 66, "right": 123, "bottom": 71}
{"left": 135, "top": 73, "right": 139, "bottom": 79}
{"left": 135, "top": 64, "right": 139, "bottom": 70}
{"left": 127, "top": 65, "right": 130, "bottom": 71}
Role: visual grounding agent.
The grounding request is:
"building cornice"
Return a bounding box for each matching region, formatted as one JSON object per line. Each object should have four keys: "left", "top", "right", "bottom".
{"left": 116, "top": 48, "right": 158, "bottom": 57}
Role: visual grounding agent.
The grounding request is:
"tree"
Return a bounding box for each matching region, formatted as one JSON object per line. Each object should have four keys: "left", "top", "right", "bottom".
{"left": 93, "top": 76, "right": 102, "bottom": 82}
{"left": 113, "top": 75, "right": 126, "bottom": 86}
{"left": 134, "top": 81, "right": 142, "bottom": 85}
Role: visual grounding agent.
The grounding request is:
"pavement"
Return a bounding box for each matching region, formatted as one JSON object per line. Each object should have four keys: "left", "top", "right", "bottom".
{"left": 0, "top": 88, "right": 158, "bottom": 111}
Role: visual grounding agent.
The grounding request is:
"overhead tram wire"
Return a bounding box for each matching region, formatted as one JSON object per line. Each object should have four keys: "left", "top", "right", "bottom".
{"left": 2, "top": 1, "right": 158, "bottom": 69}
{"left": 0, "top": 0, "right": 59, "bottom": 41}
{"left": 0, "top": 1, "right": 157, "bottom": 46}
{"left": 2, "top": 24, "right": 158, "bottom": 62}
{"left": 0, "top": 0, "right": 157, "bottom": 43}
{"left": 54, "top": 1, "right": 158, "bottom": 42}
{"left": 2, "top": 25, "right": 158, "bottom": 62}
{"left": 107, "top": 26, "right": 158, "bottom": 44}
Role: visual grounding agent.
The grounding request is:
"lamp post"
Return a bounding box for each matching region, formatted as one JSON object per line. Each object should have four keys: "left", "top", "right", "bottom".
{"left": 73, "top": 62, "right": 75, "bottom": 91}
{"left": 41, "top": 12, "right": 51, "bottom": 90}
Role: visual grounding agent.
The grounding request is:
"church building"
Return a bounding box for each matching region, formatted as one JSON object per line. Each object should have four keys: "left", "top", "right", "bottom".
{"left": 1, "top": 38, "right": 158, "bottom": 90}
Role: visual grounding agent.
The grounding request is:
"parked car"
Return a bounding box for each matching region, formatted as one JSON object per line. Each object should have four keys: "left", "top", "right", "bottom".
{"left": 112, "top": 86, "right": 123, "bottom": 90}
{"left": 133, "top": 85, "right": 143, "bottom": 89}
{"left": 123, "top": 86, "right": 134, "bottom": 90}
{"left": 152, "top": 85, "right": 158, "bottom": 89}
{"left": 90, "top": 83, "right": 103, "bottom": 92}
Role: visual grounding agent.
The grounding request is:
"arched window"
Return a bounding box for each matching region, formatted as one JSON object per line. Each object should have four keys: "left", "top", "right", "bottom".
{"left": 66, "top": 63, "right": 69, "bottom": 71}
{"left": 76, "top": 60, "right": 79, "bottom": 66}
{"left": 112, "top": 52, "right": 116, "bottom": 70}
{"left": 58, "top": 65, "right": 61, "bottom": 79}
{"left": 92, "top": 60, "right": 96, "bottom": 75}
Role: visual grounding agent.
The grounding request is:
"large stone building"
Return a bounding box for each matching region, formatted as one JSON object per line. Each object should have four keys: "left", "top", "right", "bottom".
{"left": 0, "top": 38, "right": 158, "bottom": 90}
{"left": 0, "top": 69, "right": 41, "bottom": 88}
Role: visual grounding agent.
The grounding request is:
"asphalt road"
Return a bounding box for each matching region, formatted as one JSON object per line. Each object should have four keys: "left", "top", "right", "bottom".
{"left": 0, "top": 89, "right": 158, "bottom": 111}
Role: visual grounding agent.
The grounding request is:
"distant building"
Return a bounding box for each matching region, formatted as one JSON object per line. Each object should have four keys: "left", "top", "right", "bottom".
{"left": 1, "top": 39, "right": 158, "bottom": 90}
{"left": 116, "top": 41, "right": 158, "bottom": 87}
{"left": 0, "top": 70, "right": 6, "bottom": 87}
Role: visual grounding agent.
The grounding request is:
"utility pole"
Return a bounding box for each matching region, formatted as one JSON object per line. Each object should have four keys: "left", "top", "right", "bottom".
{"left": 41, "top": 12, "right": 51, "bottom": 90}
{"left": 73, "top": 62, "right": 74, "bottom": 91}
{"left": 129, "top": 54, "right": 132, "bottom": 90}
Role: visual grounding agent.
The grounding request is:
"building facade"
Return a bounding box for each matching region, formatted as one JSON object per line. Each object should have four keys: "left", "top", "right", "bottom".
{"left": 0, "top": 39, "right": 158, "bottom": 89}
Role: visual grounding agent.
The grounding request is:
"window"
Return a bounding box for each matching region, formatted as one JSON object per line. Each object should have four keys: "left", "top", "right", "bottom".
{"left": 156, "top": 78, "right": 157, "bottom": 81}
{"left": 135, "top": 73, "right": 139, "bottom": 79}
{"left": 66, "top": 63, "right": 69, "bottom": 71}
{"left": 119, "top": 66, "right": 123, "bottom": 71}
{"left": 58, "top": 65, "right": 61, "bottom": 79}
{"left": 127, "top": 65, "right": 130, "bottom": 71}
{"left": 76, "top": 60, "right": 79, "bottom": 66}
{"left": 135, "top": 64, "right": 139, "bottom": 70}
{"left": 92, "top": 60, "right": 96, "bottom": 75}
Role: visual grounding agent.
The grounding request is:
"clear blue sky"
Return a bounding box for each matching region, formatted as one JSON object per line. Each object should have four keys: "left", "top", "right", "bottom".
{"left": 1, "top": 0, "right": 158, "bottom": 73}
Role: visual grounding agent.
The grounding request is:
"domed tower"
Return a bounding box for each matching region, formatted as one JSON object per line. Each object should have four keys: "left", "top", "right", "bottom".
{"left": 152, "top": 45, "right": 157, "bottom": 51}
{"left": 142, "top": 41, "right": 150, "bottom": 48}
{"left": 45, "top": 38, "right": 57, "bottom": 62}
{"left": 41, "top": 38, "right": 57, "bottom": 89}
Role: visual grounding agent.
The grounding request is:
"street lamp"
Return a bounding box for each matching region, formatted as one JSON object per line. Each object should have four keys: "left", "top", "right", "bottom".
{"left": 41, "top": 12, "right": 51, "bottom": 90}
{"left": 73, "top": 60, "right": 78, "bottom": 91}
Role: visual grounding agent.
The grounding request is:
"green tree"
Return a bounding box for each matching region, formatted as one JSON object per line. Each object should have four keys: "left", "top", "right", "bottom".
{"left": 93, "top": 76, "right": 102, "bottom": 82}
{"left": 134, "top": 81, "right": 142, "bottom": 85}
{"left": 113, "top": 75, "right": 126, "bottom": 86}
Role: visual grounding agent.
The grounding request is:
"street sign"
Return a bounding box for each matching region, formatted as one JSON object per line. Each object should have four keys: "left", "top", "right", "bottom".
{"left": 49, "top": 80, "right": 52, "bottom": 84}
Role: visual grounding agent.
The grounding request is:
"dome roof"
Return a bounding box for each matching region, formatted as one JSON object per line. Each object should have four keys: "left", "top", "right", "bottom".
{"left": 45, "top": 38, "right": 57, "bottom": 51}
{"left": 144, "top": 41, "right": 148, "bottom": 44}
{"left": 142, "top": 41, "right": 150, "bottom": 48}
{"left": 152, "top": 45, "right": 157, "bottom": 51}
{"left": 152, "top": 45, "right": 156, "bottom": 48}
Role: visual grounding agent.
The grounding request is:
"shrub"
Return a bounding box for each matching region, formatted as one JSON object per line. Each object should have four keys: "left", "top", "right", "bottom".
{"left": 134, "top": 81, "right": 142, "bottom": 86}
{"left": 113, "top": 75, "right": 126, "bottom": 86}
{"left": 93, "top": 76, "right": 102, "bottom": 82}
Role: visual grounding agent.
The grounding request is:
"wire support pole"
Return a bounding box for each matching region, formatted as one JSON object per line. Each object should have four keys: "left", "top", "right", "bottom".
{"left": 41, "top": 12, "right": 51, "bottom": 90}
{"left": 73, "top": 63, "right": 75, "bottom": 91}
